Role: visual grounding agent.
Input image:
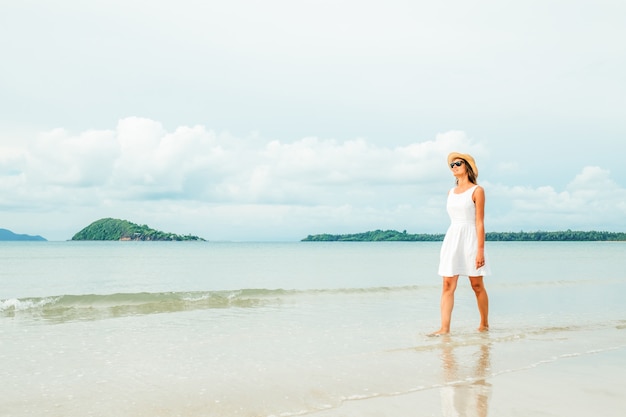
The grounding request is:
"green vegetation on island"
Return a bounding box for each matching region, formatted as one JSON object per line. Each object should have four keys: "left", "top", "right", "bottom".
{"left": 302, "top": 230, "right": 444, "bottom": 242}
{"left": 301, "top": 229, "right": 626, "bottom": 242}
{"left": 71, "top": 218, "right": 205, "bottom": 241}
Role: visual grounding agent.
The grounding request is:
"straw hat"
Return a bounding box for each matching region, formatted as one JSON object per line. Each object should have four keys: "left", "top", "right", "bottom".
{"left": 447, "top": 152, "right": 478, "bottom": 178}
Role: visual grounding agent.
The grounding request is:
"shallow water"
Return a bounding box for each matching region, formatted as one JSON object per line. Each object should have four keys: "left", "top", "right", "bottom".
{"left": 1, "top": 241, "right": 625, "bottom": 416}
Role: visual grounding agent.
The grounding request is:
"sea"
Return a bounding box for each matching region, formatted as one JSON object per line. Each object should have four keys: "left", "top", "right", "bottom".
{"left": 1, "top": 241, "right": 625, "bottom": 417}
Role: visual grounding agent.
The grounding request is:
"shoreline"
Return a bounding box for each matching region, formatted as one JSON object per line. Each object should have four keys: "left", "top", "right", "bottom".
{"left": 305, "top": 343, "right": 626, "bottom": 417}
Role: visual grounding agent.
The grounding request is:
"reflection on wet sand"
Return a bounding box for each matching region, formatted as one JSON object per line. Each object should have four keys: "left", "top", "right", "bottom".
{"left": 439, "top": 336, "right": 492, "bottom": 417}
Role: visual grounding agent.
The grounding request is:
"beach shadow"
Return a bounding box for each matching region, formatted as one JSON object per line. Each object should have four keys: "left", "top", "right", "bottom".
{"left": 438, "top": 335, "right": 492, "bottom": 417}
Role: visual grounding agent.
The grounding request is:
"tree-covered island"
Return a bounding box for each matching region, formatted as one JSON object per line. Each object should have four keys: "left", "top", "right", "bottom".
{"left": 301, "top": 229, "right": 626, "bottom": 242}
{"left": 72, "top": 218, "right": 205, "bottom": 241}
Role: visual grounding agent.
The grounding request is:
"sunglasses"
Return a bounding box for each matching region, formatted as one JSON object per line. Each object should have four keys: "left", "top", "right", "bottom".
{"left": 449, "top": 160, "right": 464, "bottom": 168}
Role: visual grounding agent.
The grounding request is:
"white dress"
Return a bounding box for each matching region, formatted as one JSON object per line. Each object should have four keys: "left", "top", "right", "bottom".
{"left": 438, "top": 185, "right": 491, "bottom": 277}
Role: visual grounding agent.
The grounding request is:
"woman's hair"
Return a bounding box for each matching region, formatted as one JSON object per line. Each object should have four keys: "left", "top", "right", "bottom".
{"left": 455, "top": 159, "right": 477, "bottom": 185}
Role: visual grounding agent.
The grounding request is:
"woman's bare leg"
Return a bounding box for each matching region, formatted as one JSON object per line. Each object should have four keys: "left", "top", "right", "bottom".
{"left": 470, "top": 276, "right": 489, "bottom": 331}
{"left": 430, "top": 276, "right": 459, "bottom": 335}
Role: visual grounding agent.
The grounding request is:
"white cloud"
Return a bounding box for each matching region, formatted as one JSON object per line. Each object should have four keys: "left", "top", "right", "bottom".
{"left": 0, "top": 119, "right": 483, "bottom": 239}
{"left": 487, "top": 166, "right": 626, "bottom": 232}
{"left": 568, "top": 166, "right": 617, "bottom": 193}
{"left": 1, "top": 118, "right": 625, "bottom": 240}
{"left": 496, "top": 160, "right": 521, "bottom": 175}
{"left": 31, "top": 128, "right": 119, "bottom": 187}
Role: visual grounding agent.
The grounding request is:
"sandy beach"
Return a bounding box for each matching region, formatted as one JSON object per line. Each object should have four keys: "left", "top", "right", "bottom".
{"left": 307, "top": 331, "right": 626, "bottom": 417}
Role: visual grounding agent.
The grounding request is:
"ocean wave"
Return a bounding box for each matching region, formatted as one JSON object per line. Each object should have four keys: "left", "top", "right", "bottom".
{"left": 0, "top": 286, "right": 421, "bottom": 322}
{"left": 0, "top": 289, "right": 282, "bottom": 321}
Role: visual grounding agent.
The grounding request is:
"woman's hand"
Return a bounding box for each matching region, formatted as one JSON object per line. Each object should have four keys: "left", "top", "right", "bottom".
{"left": 476, "top": 250, "right": 485, "bottom": 269}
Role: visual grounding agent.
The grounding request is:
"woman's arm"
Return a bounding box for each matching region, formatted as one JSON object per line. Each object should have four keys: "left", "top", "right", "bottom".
{"left": 473, "top": 186, "right": 486, "bottom": 268}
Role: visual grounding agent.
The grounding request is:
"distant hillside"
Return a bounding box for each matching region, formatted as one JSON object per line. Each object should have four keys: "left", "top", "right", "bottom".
{"left": 71, "top": 218, "right": 205, "bottom": 241}
{"left": 302, "top": 229, "right": 626, "bottom": 242}
{"left": 302, "top": 230, "right": 444, "bottom": 242}
{"left": 0, "top": 228, "right": 47, "bottom": 241}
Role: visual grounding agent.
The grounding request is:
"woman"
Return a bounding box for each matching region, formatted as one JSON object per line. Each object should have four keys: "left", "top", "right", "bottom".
{"left": 431, "top": 152, "right": 490, "bottom": 336}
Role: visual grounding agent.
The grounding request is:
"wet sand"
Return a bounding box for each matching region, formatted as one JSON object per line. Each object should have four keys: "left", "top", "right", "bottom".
{"left": 306, "top": 343, "right": 626, "bottom": 417}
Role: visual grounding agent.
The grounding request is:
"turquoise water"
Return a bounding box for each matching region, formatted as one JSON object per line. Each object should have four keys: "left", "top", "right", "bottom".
{"left": 1, "top": 241, "right": 625, "bottom": 416}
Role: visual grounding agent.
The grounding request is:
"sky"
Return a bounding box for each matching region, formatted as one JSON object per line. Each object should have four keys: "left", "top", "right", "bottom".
{"left": 1, "top": 0, "right": 625, "bottom": 241}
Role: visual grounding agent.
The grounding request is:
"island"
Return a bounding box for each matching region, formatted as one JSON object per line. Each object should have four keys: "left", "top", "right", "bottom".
{"left": 0, "top": 228, "right": 47, "bottom": 241}
{"left": 301, "top": 229, "right": 626, "bottom": 242}
{"left": 71, "top": 218, "right": 206, "bottom": 241}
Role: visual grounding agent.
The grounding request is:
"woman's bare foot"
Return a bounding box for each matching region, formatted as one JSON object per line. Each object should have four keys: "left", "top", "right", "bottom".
{"left": 477, "top": 325, "right": 489, "bottom": 332}
{"left": 428, "top": 329, "right": 450, "bottom": 337}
